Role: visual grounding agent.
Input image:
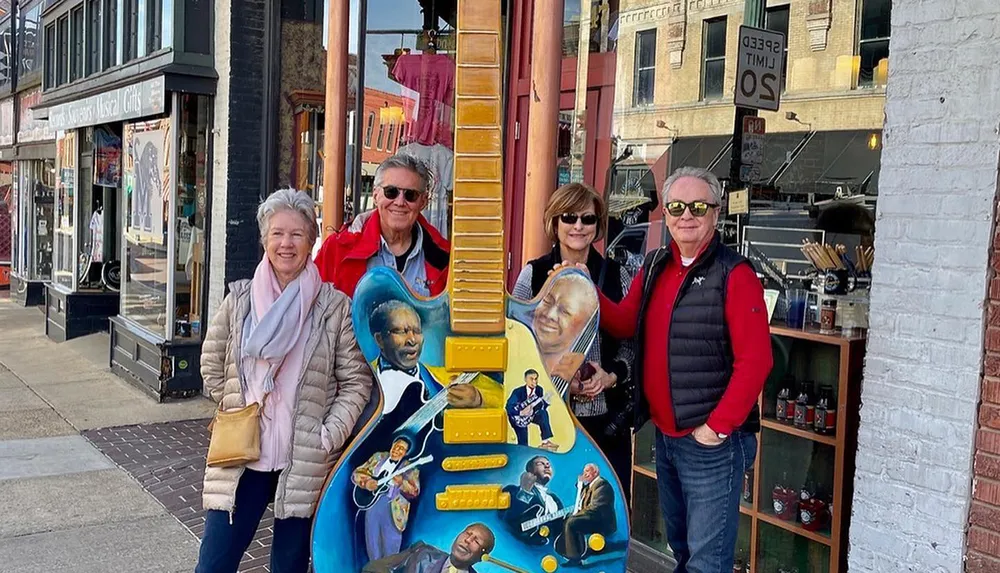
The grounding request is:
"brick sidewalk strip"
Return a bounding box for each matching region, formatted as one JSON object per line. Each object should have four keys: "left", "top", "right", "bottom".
{"left": 83, "top": 419, "right": 275, "bottom": 573}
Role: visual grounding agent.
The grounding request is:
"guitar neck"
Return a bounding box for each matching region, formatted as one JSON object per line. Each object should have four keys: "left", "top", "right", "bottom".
{"left": 448, "top": 0, "right": 505, "bottom": 335}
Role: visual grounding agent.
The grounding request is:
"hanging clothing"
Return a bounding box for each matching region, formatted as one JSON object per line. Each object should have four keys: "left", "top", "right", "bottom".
{"left": 89, "top": 210, "right": 104, "bottom": 263}
{"left": 397, "top": 142, "right": 453, "bottom": 237}
{"left": 392, "top": 53, "right": 456, "bottom": 150}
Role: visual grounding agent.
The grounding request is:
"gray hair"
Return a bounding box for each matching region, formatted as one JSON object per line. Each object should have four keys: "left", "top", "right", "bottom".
{"left": 662, "top": 166, "right": 724, "bottom": 206}
{"left": 256, "top": 188, "right": 320, "bottom": 246}
{"left": 373, "top": 154, "right": 431, "bottom": 192}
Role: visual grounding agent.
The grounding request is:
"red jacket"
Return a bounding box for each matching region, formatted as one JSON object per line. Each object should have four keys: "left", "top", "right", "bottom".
{"left": 314, "top": 210, "right": 451, "bottom": 298}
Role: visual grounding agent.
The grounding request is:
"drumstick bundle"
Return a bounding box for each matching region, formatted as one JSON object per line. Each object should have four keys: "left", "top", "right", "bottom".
{"left": 800, "top": 240, "right": 874, "bottom": 273}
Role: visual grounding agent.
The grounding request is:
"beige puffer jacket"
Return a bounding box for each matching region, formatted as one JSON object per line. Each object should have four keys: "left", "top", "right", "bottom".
{"left": 200, "top": 279, "right": 373, "bottom": 519}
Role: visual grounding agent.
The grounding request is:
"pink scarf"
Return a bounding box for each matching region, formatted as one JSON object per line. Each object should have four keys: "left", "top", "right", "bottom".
{"left": 240, "top": 257, "right": 322, "bottom": 397}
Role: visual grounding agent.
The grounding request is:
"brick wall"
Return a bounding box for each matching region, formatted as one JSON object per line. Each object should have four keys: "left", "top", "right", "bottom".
{"left": 848, "top": 1, "right": 1000, "bottom": 572}
{"left": 209, "top": 0, "right": 267, "bottom": 317}
{"left": 970, "top": 248, "right": 1000, "bottom": 570}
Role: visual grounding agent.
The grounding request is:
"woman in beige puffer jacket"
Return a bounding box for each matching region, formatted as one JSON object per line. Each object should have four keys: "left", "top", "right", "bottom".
{"left": 195, "top": 189, "right": 373, "bottom": 573}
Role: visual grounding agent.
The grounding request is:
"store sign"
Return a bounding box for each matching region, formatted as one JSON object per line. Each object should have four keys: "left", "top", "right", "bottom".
{"left": 17, "top": 88, "right": 54, "bottom": 143}
{"left": 734, "top": 26, "right": 785, "bottom": 112}
{"left": 47, "top": 76, "right": 166, "bottom": 132}
{"left": 0, "top": 98, "right": 13, "bottom": 147}
{"left": 729, "top": 189, "right": 749, "bottom": 215}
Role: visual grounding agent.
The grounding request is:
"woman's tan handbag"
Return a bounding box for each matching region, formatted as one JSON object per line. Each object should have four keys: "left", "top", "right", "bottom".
{"left": 206, "top": 399, "right": 264, "bottom": 468}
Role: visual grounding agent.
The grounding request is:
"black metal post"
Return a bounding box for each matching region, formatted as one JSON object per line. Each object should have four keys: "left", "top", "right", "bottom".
{"left": 729, "top": 0, "right": 767, "bottom": 190}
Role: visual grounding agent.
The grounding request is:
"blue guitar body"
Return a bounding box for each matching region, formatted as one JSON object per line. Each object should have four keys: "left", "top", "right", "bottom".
{"left": 311, "top": 267, "right": 630, "bottom": 573}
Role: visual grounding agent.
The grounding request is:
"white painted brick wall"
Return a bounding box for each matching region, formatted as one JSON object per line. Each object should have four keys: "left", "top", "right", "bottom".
{"left": 849, "top": 1, "right": 1000, "bottom": 571}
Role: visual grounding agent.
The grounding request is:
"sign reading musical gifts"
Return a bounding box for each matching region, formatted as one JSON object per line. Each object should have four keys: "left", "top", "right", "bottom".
{"left": 47, "top": 76, "right": 166, "bottom": 132}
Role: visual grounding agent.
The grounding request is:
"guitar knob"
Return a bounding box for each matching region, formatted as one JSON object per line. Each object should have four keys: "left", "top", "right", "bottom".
{"left": 539, "top": 525, "right": 550, "bottom": 537}
{"left": 541, "top": 555, "right": 558, "bottom": 572}
{"left": 588, "top": 533, "right": 606, "bottom": 552}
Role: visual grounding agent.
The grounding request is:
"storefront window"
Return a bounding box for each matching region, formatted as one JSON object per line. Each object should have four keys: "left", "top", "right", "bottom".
{"left": 13, "top": 160, "right": 55, "bottom": 280}
{"left": 550, "top": 0, "right": 891, "bottom": 566}
{"left": 121, "top": 118, "right": 171, "bottom": 337}
{"left": 354, "top": 0, "right": 509, "bottom": 239}
{"left": 563, "top": 0, "right": 618, "bottom": 56}
{"left": 174, "top": 94, "right": 209, "bottom": 339}
{"left": 53, "top": 130, "right": 77, "bottom": 290}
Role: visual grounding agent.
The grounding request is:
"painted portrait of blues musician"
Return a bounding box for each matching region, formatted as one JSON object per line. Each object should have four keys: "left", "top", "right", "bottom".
{"left": 310, "top": 266, "right": 629, "bottom": 573}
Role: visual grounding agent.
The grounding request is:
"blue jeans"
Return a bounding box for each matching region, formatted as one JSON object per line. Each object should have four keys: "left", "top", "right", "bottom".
{"left": 195, "top": 469, "right": 313, "bottom": 573}
{"left": 655, "top": 430, "right": 757, "bottom": 573}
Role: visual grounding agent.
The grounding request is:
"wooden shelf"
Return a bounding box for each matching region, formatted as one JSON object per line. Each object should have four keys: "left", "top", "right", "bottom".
{"left": 761, "top": 418, "right": 837, "bottom": 446}
{"left": 633, "top": 463, "right": 656, "bottom": 480}
{"left": 756, "top": 511, "right": 833, "bottom": 547}
{"left": 770, "top": 323, "right": 867, "bottom": 346}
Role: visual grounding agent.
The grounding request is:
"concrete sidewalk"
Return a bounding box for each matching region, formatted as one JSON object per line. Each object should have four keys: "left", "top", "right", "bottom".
{"left": 0, "top": 296, "right": 215, "bottom": 573}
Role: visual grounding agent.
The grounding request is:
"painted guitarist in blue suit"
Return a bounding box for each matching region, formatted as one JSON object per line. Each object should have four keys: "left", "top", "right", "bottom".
{"left": 499, "top": 456, "right": 566, "bottom": 545}
{"left": 505, "top": 369, "right": 557, "bottom": 450}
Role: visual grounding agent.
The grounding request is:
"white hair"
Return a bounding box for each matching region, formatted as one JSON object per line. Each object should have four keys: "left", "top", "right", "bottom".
{"left": 256, "top": 188, "right": 320, "bottom": 246}
{"left": 662, "top": 166, "right": 725, "bottom": 206}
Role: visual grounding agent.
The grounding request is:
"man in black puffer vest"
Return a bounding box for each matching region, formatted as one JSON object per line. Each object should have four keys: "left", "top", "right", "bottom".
{"left": 595, "top": 167, "right": 773, "bottom": 573}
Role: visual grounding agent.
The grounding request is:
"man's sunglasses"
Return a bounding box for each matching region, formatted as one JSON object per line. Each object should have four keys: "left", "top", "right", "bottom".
{"left": 382, "top": 185, "right": 424, "bottom": 203}
{"left": 559, "top": 213, "right": 599, "bottom": 226}
{"left": 665, "top": 200, "right": 719, "bottom": 217}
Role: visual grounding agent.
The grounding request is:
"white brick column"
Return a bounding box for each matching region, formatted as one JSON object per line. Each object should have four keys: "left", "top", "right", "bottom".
{"left": 849, "top": 1, "right": 1000, "bottom": 571}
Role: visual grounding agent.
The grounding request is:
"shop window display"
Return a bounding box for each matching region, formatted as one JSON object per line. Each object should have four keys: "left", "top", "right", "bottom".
{"left": 52, "top": 130, "right": 77, "bottom": 290}
{"left": 173, "top": 94, "right": 209, "bottom": 339}
{"left": 12, "top": 160, "right": 55, "bottom": 281}
{"left": 121, "top": 118, "right": 171, "bottom": 337}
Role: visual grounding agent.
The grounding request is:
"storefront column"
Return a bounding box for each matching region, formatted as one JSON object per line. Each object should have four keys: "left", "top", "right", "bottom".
{"left": 321, "top": 0, "right": 350, "bottom": 237}
{"left": 521, "top": 0, "right": 564, "bottom": 263}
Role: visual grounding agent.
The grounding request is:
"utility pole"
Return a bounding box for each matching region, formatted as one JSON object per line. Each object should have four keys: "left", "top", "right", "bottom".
{"left": 729, "top": 0, "right": 766, "bottom": 190}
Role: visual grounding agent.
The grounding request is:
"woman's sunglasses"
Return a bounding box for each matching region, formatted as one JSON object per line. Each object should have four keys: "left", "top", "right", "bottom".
{"left": 559, "top": 213, "right": 599, "bottom": 226}
{"left": 665, "top": 200, "right": 719, "bottom": 217}
{"left": 382, "top": 185, "right": 423, "bottom": 203}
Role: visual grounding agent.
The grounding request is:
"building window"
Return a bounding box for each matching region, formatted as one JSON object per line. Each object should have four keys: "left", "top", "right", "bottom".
{"left": 386, "top": 123, "right": 396, "bottom": 153}
{"left": 86, "top": 0, "right": 100, "bottom": 75}
{"left": 146, "top": 0, "right": 162, "bottom": 53}
{"left": 0, "top": 19, "right": 11, "bottom": 90}
{"left": 103, "top": 0, "right": 117, "bottom": 70}
{"left": 858, "top": 0, "right": 890, "bottom": 87}
{"left": 765, "top": 5, "right": 789, "bottom": 92}
{"left": 70, "top": 6, "right": 84, "bottom": 81}
{"left": 57, "top": 16, "right": 69, "bottom": 86}
{"left": 364, "top": 112, "right": 374, "bottom": 148}
{"left": 44, "top": 23, "right": 55, "bottom": 88}
{"left": 18, "top": 0, "right": 42, "bottom": 79}
{"left": 632, "top": 29, "right": 656, "bottom": 107}
{"left": 123, "top": 0, "right": 138, "bottom": 62}
{"left": 701, "top": 17, "right": 727, "bottom": 100}
{"left": 375, "top": 121, "right": 385, "bottom": 150}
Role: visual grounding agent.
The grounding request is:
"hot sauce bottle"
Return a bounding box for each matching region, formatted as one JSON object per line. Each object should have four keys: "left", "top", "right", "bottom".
{"left": 776, "top": 379, "right": 792, "bottom": 423}
{"left": 814, "top": 385, "right": 837, "bottom": 435}
{"left": 794, "top": 382, "right": 814, "bottom": 430}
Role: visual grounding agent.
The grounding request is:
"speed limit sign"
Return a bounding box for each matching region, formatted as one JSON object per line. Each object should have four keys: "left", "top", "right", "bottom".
{"left": 734, "top": 26, "right": 785, "bottom": 111}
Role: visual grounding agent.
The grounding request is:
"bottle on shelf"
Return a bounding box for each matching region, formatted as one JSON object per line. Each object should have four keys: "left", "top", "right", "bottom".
{"left": 814, "top": 384, "right": 837, "bottom": 435}
{"left": 793, "top": 381, "right": 814, "bottom": 430}
{"left": 776, "top": 378, "right": 792, "bottom": 423}
{"left": 742, "top": 469, "right": 754, "bottom": 503}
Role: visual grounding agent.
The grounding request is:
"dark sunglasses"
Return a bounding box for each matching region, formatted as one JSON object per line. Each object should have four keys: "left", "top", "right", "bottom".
{"left": 665, "top": 200, "right": 719, "bottom": 217}
{"left": 382, "top": 185, "right": 423, "bottom": 203}
{"left": 559, "top": 213, "right": 599, "bottom": 226}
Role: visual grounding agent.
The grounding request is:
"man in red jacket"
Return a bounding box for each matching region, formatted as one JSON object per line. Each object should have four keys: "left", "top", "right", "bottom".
{"left": 598, "top": 166, "right": 772, "bottom": 573}
{"left": 315, "top": 154, "right": 450, "bottom": 298}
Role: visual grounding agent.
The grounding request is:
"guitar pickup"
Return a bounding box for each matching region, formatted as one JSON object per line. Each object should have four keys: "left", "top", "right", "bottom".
{"left": 441, "top": 454, "right": 508, "bottom": 472}
{"left": 435, "top": 484, "right": 510, "bottom": 511}
{"left": 443, "top": 409, "right": 507, "bottom": 444}
{"left": 444, "top": 336, "right": 507, "bottom": 372}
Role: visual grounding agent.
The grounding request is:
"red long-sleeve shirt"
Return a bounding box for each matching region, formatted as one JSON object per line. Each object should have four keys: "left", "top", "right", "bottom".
{"left": 600, "top": 244, "right": 772, "bottom": 437}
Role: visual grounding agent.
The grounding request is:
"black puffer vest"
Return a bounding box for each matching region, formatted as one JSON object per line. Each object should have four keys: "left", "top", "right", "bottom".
{"left": 633, "top": 233, "right": 761, "bottom": 433}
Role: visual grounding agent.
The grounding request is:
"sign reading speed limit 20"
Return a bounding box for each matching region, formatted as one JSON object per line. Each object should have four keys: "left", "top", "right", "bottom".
{"left": 734, "top": 26, "right": 786, "bottom": 111}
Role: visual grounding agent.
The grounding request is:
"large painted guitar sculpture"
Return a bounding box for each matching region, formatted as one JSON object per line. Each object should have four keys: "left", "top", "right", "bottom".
{"left": 312, "top": 3, "right": 630, "bottom": 571}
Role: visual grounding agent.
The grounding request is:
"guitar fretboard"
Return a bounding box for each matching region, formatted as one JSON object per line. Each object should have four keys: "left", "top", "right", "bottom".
{"left": 448, "top": 1, "right": 505, "bottom": 335}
